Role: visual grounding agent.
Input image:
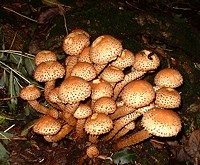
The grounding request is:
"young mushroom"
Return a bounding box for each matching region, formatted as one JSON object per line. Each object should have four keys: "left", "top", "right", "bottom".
{"left": 121, "top": 80, "right": 155, "bottom": 108}
{"left": 34, "top": 61, "right": 65, "bottom": 104}
{"left": 74, "top": 103, "right": 92, "bottom": 138}
{"left": 89, "top": 35, "right": 123, "bottom": 74}
{"left": 114, "top": 108, "right": 182, "bottom": 150}
{"left": 155, "top": 87, "right": 181, "bottom": 109}
{"left": 58, "top": 76, "right": 91, "bottom": 104}
{"left": 34, "top": 50, "right": 57, "bottom": 66}
{"left": 154, "top": 68, "right": 183, "bottom": 89}
{"left": 33, "top": 115, "right": 61, "bottom": 136}
{"left": 20, "top": 85, "right": 59, "bottom": 118}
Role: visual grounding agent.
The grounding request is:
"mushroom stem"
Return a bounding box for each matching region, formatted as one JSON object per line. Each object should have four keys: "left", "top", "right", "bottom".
{"left": 114, "top": 129, "right": 151, "bottom": 150}
{"left": 65, "top": 55, "right": 78, "bottom": 79}
{"left": 76, "top": 119, "right": 86, "bottom": 138}
{"left": 28, "top": 100, "right": 59, "bottom": 119}
{"left": 63, "top": 111, "right": 77, "bottom": 126}
{"left": 102, "top": 111, "right": 141, "bottom": 141}
{"left": 44, "top": 123, "right": 73, "bottom": 142}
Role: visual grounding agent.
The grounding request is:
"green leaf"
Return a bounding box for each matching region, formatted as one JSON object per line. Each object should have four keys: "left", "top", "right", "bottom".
{"left": 24, "top": 58, "right": 35, "bottom": 76}
{"left": 10, "top": 53, "right": 21, "bottom": 65}
{"left": 0, "top": 70, "right": 8, "bottom": 88}
{"left": 0, "top": 142, "right": 9, "bottom": 164}
{"left": 112, "top": 149, "right": 136, "bottom": 165}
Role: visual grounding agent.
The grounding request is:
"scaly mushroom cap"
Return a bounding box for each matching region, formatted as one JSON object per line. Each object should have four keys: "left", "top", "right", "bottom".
{"left": 90, "top": 79, "right": 113, "bottom": 100}
{"left": 142, "top": 108, "right": 182, "bottom": 137}
{"left": 20, "top": 85, "right": 41, "bottom": 100}
{"left": 34, "top": 50, "right": 57, "bottom": 66}
{"left": 34, "top": 61, "right": 65, "bottom": 82}
{"left": 93, "top": 97, "right": 116, "bottom": 114}
{"left": 121, "top": 80, "right": 155, "bottom": 108}
{"left": 63, "top": 29, "right": 90, "bottom": 56}
{"left": 90, "top": 35, "right": 123, "bottom": 65}
{"left": 111, "top": 49, "right": 135, "bottom": 70}
{"left": 86, "top": 144, "right": 99, "bottom": 158}
{"left": 155, "top": 87, "right": 181, "bottom": 109}
{"left": 58, "top": 76, "right": 91, "bottom": 104}
{"left": 85, "top": 113, "right": 113, "bottom": 135}
{"left": 133, "top": 50, "right": 160, "bottom": 71}
{"left": 33, "top": 115, "right": 61, "bottom": 136}
{"left": 74, "top": 103, "right": 92, "bottom": 119}
{"left": 154, "top": 68, "right": 183, "bottom": 88}
{"left": 100, "top": 66, "right": 124, "bottom": 83}
{"left": 71, "top": 62, "right": 97, "bottom": 81}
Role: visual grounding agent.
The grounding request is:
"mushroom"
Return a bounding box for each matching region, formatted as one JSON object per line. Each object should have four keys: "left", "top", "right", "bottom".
{"left": 90, "top": 35, "right": 122, "bottom": 65}
{"left": 44, "top": 123, "right": 73, "bottom": 142}
{"left": 63, "top": 29, "right": 90, "bottom": 56}
{"left": 90, "top": 78, "right": 113, "bottom": 105}
{"left": 114, "top": 108, "right": 182, "bottom": 150}
{"left": 34, "top": 50, "right": 57, "bottom": 66}
{"left": 121, "top": 80, "right": 155, "bottom": 108}
{"left": 34, "top": 61, "right": 65, "bottom": 104}
{"left": 58, "top": 76, "right": 91, "bottom": 104}
{"left": 154, "top": 68, "right": 183, "bottom": 89}
{"left": 100, "top": 66, "right": 124, "bottom": 87}
{"left": 155, "top": 87, "right": 181, "bottom": 109}
{"left": 92, "top": 97, "right": 116, "bottom": 115}
{"left": 20, "top": 85, "right": 59, "bottom": 118}
{"left": 71, "top": 62, "right": 97, "bottom": 81}
{"left": 86, "top": 144, "right": 100, "bottom": 158}
{"left": 85, "top": 113, "right": 113, "bottom": 136}
{"left": 133, "top": 50, "right": 160, "bottom": 72}
{"left": 33, "top": 115, "right": 61, "bottom": 136}
{"left": 74, "top": 103, "right": 92, "bottom": 138}
{"left": 89, "top": 35, "right": 123, "bottom": 74}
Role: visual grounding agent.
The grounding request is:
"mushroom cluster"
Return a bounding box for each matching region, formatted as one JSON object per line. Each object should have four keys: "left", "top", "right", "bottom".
{"left": 20, "top": 29, "right": 184, "bottom": 158}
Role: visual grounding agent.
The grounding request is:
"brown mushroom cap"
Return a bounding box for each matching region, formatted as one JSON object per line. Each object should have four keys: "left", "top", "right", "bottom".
{"left": 142, "top": 108, "right": 182, "bottom": 137}
{"left": 86, "top": 144, "right": 99, "bottom": 158}
{"left": 111, "top": 49, "right": 134, "bottom": 70}
{"left": 90, "top": 35, "right": 123, "bottom": 65}
{"left": 133, "top": 50, "right": 160, "bottom": 71}
{"left": 34, "top": 61, "right": 65, "bottom": 82}
{"left": 93, "top": 97, "right": 116, "bottom": 114}
{"left": 90, "top": 79, "right": 113, "bottom": 100}
{"left": 85, "top": 113, "right": 113, "bottom": 135}
{"left": 58, "top": 76, "right": 91, "bottom": 104}
{"left": 74, "top": 103, "right": 92, "bottom": 119}
{"left": 48, "top": 87, "right": 62, "bottom": 103}
{"left": 121, "top": 80, "right": 155, "bottom": 108}
{"left": 20, "top": 85, "right": 41, "bottom": 100}
{"left": 63, "top": 29, "right": 90, "bottom": 56}
{"left": 71, "top": 62, "right": 97, "bottom": 81}
{"left": 100, "top": 66, "right": 124, "bottom": 83}
{"left": 154, "top": 68, "right": 183, "bottom": 88}
{"left": 155, "top": 87, "right": 181, "bottom": 109}
{"left": 34, "top": 50, "right": 57, "bottom": 66}
{"left": 33, "top": 115, "right": 61, "bottom": 136}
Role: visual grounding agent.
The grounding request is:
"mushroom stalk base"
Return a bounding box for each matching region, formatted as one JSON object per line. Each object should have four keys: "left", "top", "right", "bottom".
{"left": 114, "top": 129, "right": 152, "bottom": 150}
